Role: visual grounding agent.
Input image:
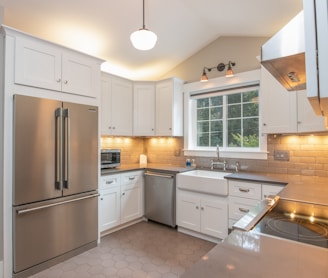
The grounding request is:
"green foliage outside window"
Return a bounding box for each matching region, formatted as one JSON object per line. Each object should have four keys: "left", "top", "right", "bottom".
{"left": 196, "top": 89, "right": 259, "bottom": 148}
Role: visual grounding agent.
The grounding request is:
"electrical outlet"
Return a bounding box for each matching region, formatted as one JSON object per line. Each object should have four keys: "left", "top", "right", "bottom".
{"left": 274, "top": 150, "right": 290, "bottom": 161}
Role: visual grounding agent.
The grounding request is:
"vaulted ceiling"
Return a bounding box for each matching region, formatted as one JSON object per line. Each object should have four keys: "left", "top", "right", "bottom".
{"left": 1, "top": 0, "right": 303, "bottom": 80}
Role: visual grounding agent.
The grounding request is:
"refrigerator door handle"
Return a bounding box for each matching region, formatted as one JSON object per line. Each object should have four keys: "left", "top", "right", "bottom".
{"left": 55, "top": 108, "right": 63, "bottom": 190}
{"left": 16, "top": 193, "right": 100, "bottom": 215}
{"left": 63, "top": 108, "right": 70, "bottom": 189}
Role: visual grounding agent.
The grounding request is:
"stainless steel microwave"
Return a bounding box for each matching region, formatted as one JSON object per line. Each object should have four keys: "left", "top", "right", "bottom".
{"left": 101, "top": 149, "right": 121, "bottom": 169}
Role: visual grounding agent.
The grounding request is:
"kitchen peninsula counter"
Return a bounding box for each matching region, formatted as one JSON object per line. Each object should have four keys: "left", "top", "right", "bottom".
{"left": 181, "top": 229, "right": 328, "bottom": 278}
{"left": 181, "top": 172, "right": 328, "bottom": 278}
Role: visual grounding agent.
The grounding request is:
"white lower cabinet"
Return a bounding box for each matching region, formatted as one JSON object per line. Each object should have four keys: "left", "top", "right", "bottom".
{"left": 100, "top": 187, "right": 121, "bottom": 231}
{"left": 228, "top": 180, "right": 284, "bottom": 229}
{"left": 177, "top": 190, "right": 228, "bottom": 240}
{"left": 99, "top": 171, "right": 144, "bottom": 233}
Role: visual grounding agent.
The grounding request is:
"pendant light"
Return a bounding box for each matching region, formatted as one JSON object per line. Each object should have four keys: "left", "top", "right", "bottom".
{"left": 130, "top": 0, "right": 157, "bottom": 51}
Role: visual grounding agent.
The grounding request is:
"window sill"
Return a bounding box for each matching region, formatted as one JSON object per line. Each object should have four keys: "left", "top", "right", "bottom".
{"left": 183, "top": 149, "right": 268, "bottom": 160}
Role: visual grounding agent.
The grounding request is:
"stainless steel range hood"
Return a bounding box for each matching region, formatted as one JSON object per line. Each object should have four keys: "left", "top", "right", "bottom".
{"left": 261, "top": 11, "right": 306, "bottom": 92}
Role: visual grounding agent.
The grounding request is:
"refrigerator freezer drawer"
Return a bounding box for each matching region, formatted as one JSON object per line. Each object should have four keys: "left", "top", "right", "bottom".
{"left": 13, "top": 193, "right": 98, "bottom": 274}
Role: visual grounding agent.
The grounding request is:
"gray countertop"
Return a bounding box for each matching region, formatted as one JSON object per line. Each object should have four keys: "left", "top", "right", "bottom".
{"left": 181, "top": 229, "right": 328, "bottom": 278}
{"left": 101, "top": 164, "right": 193, "bottom": 176}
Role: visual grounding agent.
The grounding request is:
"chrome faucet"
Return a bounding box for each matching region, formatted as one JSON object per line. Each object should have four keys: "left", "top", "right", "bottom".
{"left": 235, "top": 161, "right": 240, "bottom": 172}
{"left": 211, "top": 145, "right": 227, "bottom": 170}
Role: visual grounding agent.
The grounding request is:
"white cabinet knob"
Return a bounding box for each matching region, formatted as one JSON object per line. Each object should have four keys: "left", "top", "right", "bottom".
{"left": 56, "top": 78, "right": 61, "bottom": 83}
{"left": 64, "top": 80, "right": 68, "bottom": 84}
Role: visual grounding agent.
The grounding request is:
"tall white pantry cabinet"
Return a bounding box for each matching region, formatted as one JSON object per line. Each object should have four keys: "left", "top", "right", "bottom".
{"left": 0, "top": 25, "right": 103, "bottom": 278}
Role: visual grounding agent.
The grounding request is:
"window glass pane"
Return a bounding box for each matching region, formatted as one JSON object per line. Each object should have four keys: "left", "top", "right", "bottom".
{"left": 227, "top": 119, "right": 241, "bottom": 147}
{"left": 242, "top": 90, "right": 258, "bottom": 102}
{"left": 210, "top": 106, "right": 223, "bottom": 120}
{"left": 227, "top": 104, "right": 241, "bottom": 118}
{"left": 243, "top": 118, "right": 259, "bottom": 147}
{"left": 197, "top": 108, "right": 209, "bottom": 121}
{"left": 210, "top": 96, "right": 223, "bottom": 106}
{"left": 197, "top": 121, "right": 209, "bottom": 133}
{"left": 227, "top": 93, "right": 241, "bottom": 104}
{"left": 243, "top": 102, "right": 259, "bottom": 117}
{"left": 210, "top": 132, "right": 223, "bottom": 147}
{"left": 197, "top": 98, "right": 209, "bottom": 108}
{"left": 197, "top": 133, "right": 209, "bottom": 146}
{"left": 210, "top": 120, "right": 223, "bottom": 132}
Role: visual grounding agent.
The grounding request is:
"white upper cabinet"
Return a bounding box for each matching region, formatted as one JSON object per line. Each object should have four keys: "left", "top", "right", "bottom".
{"left": 14, "top": 35, "right": 102, "bottom": 98}
{"left": 297, "top": 90, "right": 326, "bottom": 132}
{"left": 133, "top": 82, "right": 156, "bottom": 136}
{"left": 261, "top": 66, "right": 298, "bottom": 133}
{"left": 101, "top": 73, "right": 133, "bottom": 136}
{"left": 261, "top": 66, "right": 326, "bottom": 133}
{"left": 155, "top": 78, "right": 184, "bottom": 136}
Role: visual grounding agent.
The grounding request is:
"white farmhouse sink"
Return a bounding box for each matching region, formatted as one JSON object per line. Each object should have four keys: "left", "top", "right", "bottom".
{"left": 177, "top": 170, "right": 229, "bottom": 196}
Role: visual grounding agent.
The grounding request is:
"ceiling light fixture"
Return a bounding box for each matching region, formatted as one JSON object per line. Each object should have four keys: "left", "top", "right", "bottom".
{"left": 130, "top": 0, "right": 157, "bottom": 51}
{"left": 200, "top": 61, "right": 236, "bottom": 82}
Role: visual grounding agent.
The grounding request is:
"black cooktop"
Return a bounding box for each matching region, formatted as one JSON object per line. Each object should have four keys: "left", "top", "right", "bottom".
{"left": 253, "top": 199, "right": 328, "bottom": 248}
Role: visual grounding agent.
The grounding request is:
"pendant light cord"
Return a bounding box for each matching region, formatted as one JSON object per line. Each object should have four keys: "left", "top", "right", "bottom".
{"left": 142, "top": 0, "right": 146, "bottom": 29}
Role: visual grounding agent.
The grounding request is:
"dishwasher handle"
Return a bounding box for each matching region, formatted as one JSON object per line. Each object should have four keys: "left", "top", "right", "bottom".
{"left": 144, "top": 172, "right": 174, "bottom": 179}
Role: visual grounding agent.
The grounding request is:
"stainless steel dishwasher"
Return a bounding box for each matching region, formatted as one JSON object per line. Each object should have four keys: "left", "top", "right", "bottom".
{"left": 144, "top": 170, "right": 176, "bottom": 227}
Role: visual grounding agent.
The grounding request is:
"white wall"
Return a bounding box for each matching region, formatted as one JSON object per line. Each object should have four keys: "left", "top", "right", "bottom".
{"left": 161, "top": 36, "right": 268, "bottom": 83}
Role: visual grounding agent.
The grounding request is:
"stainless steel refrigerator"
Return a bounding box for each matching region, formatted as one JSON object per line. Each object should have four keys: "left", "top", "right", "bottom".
{"left": 13, "top": 95, "right": 99, "bottom": 278}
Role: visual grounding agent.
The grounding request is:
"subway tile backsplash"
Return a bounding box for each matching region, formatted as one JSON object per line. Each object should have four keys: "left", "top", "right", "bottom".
{"left": 101, "top": 133, "right": 328, "bottom": 177}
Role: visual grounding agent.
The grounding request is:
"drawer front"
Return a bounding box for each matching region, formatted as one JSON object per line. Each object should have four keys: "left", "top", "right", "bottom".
{"left": 229, "top": 180, "right": 261, "bottom": 200}
{"left": 229, "top": 196, "right": 260, "bottom": 220}
{"left": 121, "top": 171, "right": 143, "bottom": 186}
{"left": 100, "top": 174, "right": 121, "bottom": 190}
{"left": 262, "top": 184, "right": 283, "bottom": 199}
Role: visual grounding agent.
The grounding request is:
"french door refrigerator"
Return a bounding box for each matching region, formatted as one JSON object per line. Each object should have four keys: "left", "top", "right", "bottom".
{"left": 13, "top": 94, "right": 99, "bottom": 278}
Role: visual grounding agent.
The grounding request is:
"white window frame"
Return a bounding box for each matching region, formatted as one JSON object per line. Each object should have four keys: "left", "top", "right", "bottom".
{"left": 183, "top": 69, "right": 267, "bottom": 160}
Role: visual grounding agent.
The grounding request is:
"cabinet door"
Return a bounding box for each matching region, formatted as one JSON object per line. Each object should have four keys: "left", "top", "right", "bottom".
{"left": 121, "top": 184, "right": 143, "bottom": 224}
{"left": 99, "top": 187, "right": 121, "bottom": 232}
{"left": 111, "top": 76, "right": 133, "bottom": 135}
{"left": 177, "top": 192, "right": 200, "bottom": 232}
{"left": 100, "top": 75, "right": 112, "bottom": 135}
{"left": 297, "top": 90, "right": 326, "bottom": 132}
{"left": 15, "top": 36, "right": 62, "bottom": 91}
{"left": 133, "top": 83, "right": 155, "bottom": 136}
{"left": 62, "top": 52, "right": 99, "bottom": 98}
{"left": 201, "top": 198, "right": 228, "bottom": 239}
{"left": 260, "top": 66, "right": 298, "bottom": 133}
{"left": 155, "top": 80, "right": 173, "bottom": 136}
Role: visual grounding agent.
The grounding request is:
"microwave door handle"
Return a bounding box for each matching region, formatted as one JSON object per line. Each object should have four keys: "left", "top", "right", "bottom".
{"left": 63, "top": 108, "right": 70, "bottom": 189}
{"left": 55, "top": 108, "right": 63, "bottom": 190}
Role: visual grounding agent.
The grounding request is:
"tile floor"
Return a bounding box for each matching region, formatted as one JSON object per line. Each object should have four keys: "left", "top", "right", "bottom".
{"left": 30, "top": 221, "right": 216, "bottom": 278}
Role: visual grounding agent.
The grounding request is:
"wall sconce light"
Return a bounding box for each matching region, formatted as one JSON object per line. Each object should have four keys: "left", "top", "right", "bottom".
{"left": 200, "top": 61, "right": 236, "bottom": 82}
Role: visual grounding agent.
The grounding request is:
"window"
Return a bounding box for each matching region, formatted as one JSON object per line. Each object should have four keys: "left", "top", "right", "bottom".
{"left": 183, "top": 69, "right": 267, "bottom": 159}
{"left": 195, "top": 88, "right": 259, "bottom": 149}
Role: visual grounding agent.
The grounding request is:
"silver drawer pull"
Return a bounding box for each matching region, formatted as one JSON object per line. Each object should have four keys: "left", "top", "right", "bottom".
{"left": 106, "top": 180, "right": 114, "bottom": 184}
{"left": 129, "top": 177, "right": 135, "bottom": 180}
{"left": 239, "top": 188, "right": 250, "bottom": 193}
{"left": 239, "top": 208, "right": 250, "bottom": 213}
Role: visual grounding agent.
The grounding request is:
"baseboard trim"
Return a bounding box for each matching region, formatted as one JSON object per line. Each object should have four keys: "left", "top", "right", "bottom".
{"left": 177, "top": 227, "right": 222, "bottom": 243}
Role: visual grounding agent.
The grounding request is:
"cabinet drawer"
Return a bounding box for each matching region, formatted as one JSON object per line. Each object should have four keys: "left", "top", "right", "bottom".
{"left": 229, "top": 196, "right": 260, "bottom": 220}
{"left": 100, "top": 174, "right": 121, "bottom": 190}
{"left": 262, "top": 184, "right": 283, "bottom": 199}
{"left": 229, "top": 180, "right": 261, "bottom": 200}
{"left": 121, "top": 171, "right": 143, "bottom": 186}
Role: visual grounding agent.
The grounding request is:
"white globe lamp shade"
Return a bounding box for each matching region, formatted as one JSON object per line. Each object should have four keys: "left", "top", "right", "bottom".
{"left": 130, "top": 28, "right": 157, "bottom": 51}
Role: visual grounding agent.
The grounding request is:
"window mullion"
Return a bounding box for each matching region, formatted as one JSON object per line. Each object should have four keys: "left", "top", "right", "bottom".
{"left": 222, "top": 95, "right": 227, "bottom": 148}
